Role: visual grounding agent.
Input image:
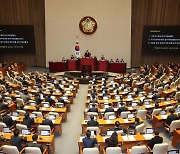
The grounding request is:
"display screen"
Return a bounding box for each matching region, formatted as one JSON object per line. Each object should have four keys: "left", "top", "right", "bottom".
{"left": 142, "top": 26, "right": 180, "bottom": 54}
{"left": 0, "top": 25, "right": 35, "bottom": 52}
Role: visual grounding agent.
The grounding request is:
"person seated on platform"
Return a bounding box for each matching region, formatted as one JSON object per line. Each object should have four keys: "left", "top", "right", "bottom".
{"left": 89, "top": 95, "right": 98, "bottom": 103}
{"left": 109, "top": 121, "right": 123, "bottom": 131}
{"left": 27, "top": 134, "right": 44, "bottom": 153}
{"left": 62, "top": 57, "right": 66, "bottom": 62}
{"left": 101, "top": 55, "right": 105, "bottom": 61}
{"left": 147, "top": 130, "right": 163, "bottom": 150}
{"left": 23, "top": 113, "right": 34, "bottom": 129}
{"left": 88, "top": 104, "right": 98, "bottom": 113}
{"left": 165, "top": 109, "right": 178, "bottom": 126}
{"left": 115, "top": 58, "right": 120, "bottom": 63}
{"left": 11, "top": 129, "right": 27, "bottom": 151}
{"left": 82, "top": 130, "right": 97, "bottom": 148}
{"left": 109, "top": 59, "right": 114, "bottom": 63}
{"left": 2, "top": 110, "right": 14, "bottom": 128}
{"left": 105, "top": 132, "right": 118, "bottom": 147}
{"left": 70, "top": 54, "right": 75, "bottom": 60}
{"left": 87, "top": 115, "right": 99, "bottom": 127}
{"left": 120, "top": 58, "right": 124, "bottom": 63}
{"left": 42, "top": 114, "right": 54, "bottom": 129}
{"left": 105, "top": 103, "right": 114, "bottom": 113}
{"left": 84, "top": 50, "right": 91, "bottom": 58}
{"left": 117, "top": 102, "right": 128, "bottom": 116}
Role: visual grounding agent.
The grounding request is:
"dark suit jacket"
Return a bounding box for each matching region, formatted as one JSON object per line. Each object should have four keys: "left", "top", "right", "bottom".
{"left": 148, "top": 136, "right": 163, "bottom": 150}
{"left": 23, "top": 117, "right": 34, "bottom": 128}
{"left": 3, "top": 115, "right": 14, "bottom": 127}
{"left": 87, "top": 120, "right": 99, "bottom": 127}
{"left": 11, "top": 135, "right": 26, "bottom": 151}
{"left": 42, "top": 119, "right": 53, "bottom": 128}
{"left": 88, "top": 107, "right": 98, "bottom": 113}
{"left": 45, "top": 97, "right": 54, "bottom": 106}
{"left": 165, "top": 114, "right": 178, "bottom": 126}
{"left": 105, "top": 107, "right": 114, "bottom": 113}
{"left": 117, "top": 107, "right": 128, "bottom": 115}
{"left": 27, "top": 142, "right": 44, "bottom": 153}
{"left": 105, "top": 136, "right": 118, "bottom": 147}
{"left": 35, "top": 96, "right": 42, "bottom": 105}
{"left": 82, "top": 137, "right": 97, "bottom": 148}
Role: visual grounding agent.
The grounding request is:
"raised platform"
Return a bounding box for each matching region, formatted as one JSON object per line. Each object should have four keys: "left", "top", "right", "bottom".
{"left": 64, "top": 71, "right": 108, "bottom": 84}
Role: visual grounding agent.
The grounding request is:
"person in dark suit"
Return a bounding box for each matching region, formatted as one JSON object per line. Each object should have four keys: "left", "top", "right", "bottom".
{"left": 87, "top": 115, "right": 99, "bottom": 127}
{"left": 117, "top": 103, "right": 128, "bottom": 116}
{"left": 82, "top": 130, "right": 97, "bottom": 148}
{"left": 89, "top": 95, "right": 98, "bottom": 103}
{"left": 58, "top": 97, "right": 66, "bottom": 106}
{"left": 165, "top": 109, "right": 178, "bottom": 126}
{"left": 34, "top": 93, "right": 42, "bottom": 105}
{"left": 147, "top": 130, "right": 163, "bottom": 150}
{"left": 109, "top": 121, "right": 122, "bottom": 131}
{"left": 23, "top": 113, "right": 34, "bottom": 128}
{"left": 11, "top": 129, "right": 27, "bottom": 151}
{"left": 88, "top": 104, "right": 98, "bottom": 113}
{"left": 105, "top": 103, "right": 114, "bottom": 113}
{"left": 105, "top": 132, "right": 118, "bottom": 147}
{"left": 27, "top": 134, "right": 44, "bottom": 152}
{"left": 45, "top": 94, "right": 54, "bottom": 106}
{"left": 42, "top": 116, "right": 54, "bottom": 129}
{"left": 3, "top": 111, "right": 14, "bottom": 127}
{"left": 129, "top": 117, "right": 141, "bottom": 129}
{"left": 84, "top": 50, "right": 91, "bottom": 58}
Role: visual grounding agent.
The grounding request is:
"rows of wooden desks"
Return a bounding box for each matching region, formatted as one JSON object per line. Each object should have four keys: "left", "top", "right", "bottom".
{"left": 78, "top": 133, "right": 154, "bottom": 152}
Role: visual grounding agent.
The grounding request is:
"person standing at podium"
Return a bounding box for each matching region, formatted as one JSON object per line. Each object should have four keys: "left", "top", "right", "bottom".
{"left": 84, "top": 50, "right": 91, "bottom": 58}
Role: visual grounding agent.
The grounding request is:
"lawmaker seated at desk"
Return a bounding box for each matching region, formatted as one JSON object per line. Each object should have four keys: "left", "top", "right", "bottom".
{"left": 105, "top": 132, "right": 119, "bottom": 147}
{"left": 117, "top": 103, "right": 128, "bottom": 117}
{"left": 147, "top": 130, "right": 163, "bottom": 151}
{"left": 23, "top": 113, "right": 34, "bottom": 129}
{"left": 164, "top": 109, "right": 178, "bottom": 127}
{"left": 89, "top": 95, "right": 98, "bottom": 104}
{"left": 108, "top": 121, "right": 123, "bottom": 132}
{"left": 88, "top": 104, "right": 98, "bottom": 113}
{"left": 87, "top": 115, "right": 99, "bottom": 127}
{"left": 104, "top": 103, "right": 114, "bottom": 113}
{"left": 84, "top": 50, "right": 91, "bottom": 58}
{"left": 42, "top": 115, "right": 54, "bottom": 129}
{"left": 82, "top": 130, "right": 98, "bottom": 148}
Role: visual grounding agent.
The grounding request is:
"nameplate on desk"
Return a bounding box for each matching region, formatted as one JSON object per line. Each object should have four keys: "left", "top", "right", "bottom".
{"left": 143, "top": 134, "right": 154, "bottom": 140}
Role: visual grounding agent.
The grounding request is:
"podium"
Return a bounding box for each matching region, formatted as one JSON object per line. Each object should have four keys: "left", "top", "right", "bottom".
{"left": 80, "top": 58, "right": 95, "bottom": 71}
{"left": 98, "top": 60, "right": 108, "bottom": 71}
{"left": 49, "top": 62, "right": 66, "bottom": 72}
{"left": 109, "top": 62, "right": 126, "bottom": 73}
{"left": 67, "top": 60, "right": 76, "bottom": 71}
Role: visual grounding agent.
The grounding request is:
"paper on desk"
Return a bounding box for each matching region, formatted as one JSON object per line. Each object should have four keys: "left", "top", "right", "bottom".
{"left": 161, "top": 115, "right": 168, "bottom": 119}
{"left": 106, "top": 120, "right": 112, "bottom": 124}
{"left": 41, "top": 107, "right": 46, "bottom": 111}
{"left": 128, "top": 135, "right": 136, "bottom": 141}
{"left": 164, "top": 101, "right": 170, "bottom": 105}
{"left": 52, "top": 120, "right": 55, "bottom": 124}
{"left": 122, "top": 136, "right": 129, "bottom": 141}
{"left": 126, "top": 98, "right": 133, "bottom": 101}
{"left": 24, "top": 106, "right": 29, "bottom": 109}
{"left": 12, "top": 116, "right": 19, "bottom": 121}
{"left": 51, "top": 108, "right": 56, "bottom": 111}
{"left": 143, "top": 134, "right": 154, "bottom": 140}
{"left": 145, "top": 105, "right": 153, "bottom": 108}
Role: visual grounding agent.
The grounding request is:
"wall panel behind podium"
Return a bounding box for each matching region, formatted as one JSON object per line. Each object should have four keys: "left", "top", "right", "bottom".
{"left": 45, "top": 0, "right": 131, "bottom": 68}
{"left": 131, "top": 0, "right": 180, "bottom": 67}
{"left": 0, "top": 0, "right": 45, "bottom": 66}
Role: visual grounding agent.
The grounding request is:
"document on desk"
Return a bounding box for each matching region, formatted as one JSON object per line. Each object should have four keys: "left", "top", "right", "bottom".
{"left": 122, "top": 136, "right": 129, "bottom": 141}
{"left": 24, "top": 106, "right": 29, "bottom": 109}
{"left": 161, "top": 115, "right": 168, "bottom": 119}
{"left": 164, "top": 101, "right": 170, "bottom": 105}
{"left": 51, "top": 108, "right": 56, "bottom": 111}
{"left": 41, "top": 107, "right": 46, "bottom": 111}
{"left": 105, "top": 120, "right": 112, "bottom": 124}
{"left": 143, "top": 134, "right": 154, "bottom": 140}
{"left": 11, "top": 116, "right": 19, "bottom": 121}
{"left": 145, "top": 105, "right": 153, "bottom": 108}
{"left": 128, "top": 135, "right": 136, "bottom": 141}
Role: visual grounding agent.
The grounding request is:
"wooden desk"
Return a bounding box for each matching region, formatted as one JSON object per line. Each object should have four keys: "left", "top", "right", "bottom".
{"left": 78, "top": 134, "right": 153, "bottom": 152}
{"left": 152, "top": 114, "right": 168, "bottom": 128}
{"left": 81, "top": 117, "right": 143, "bottom": 134}
{"left": 172, "top": 129, "right": 180, "bottom": 147}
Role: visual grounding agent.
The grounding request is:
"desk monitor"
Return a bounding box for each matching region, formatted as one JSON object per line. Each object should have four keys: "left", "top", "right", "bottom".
{"left": 43, "top": 103, "right": 49, "bottom": 108}
{"left": 168, "top": 150, "right": 179, "bottom": 154}
{"left": 160, "top": 110, "right": 166, "bottom": 115}
{"left": 132, "top": 102, "right": 138, "bottom": 107}
{"left": 30, "top": 113, "right": 37, "bottom": 118}
{"left": 144, "top": 101, "right": 150, "bottom": 105}
{"left": 12, "top": 112, "right": 19, "bottom": 117}
{"left": 3, "top": 127, "right": 11, "bottom": 133}
{"left": 146, "top": 128, "right": 154, "bottom": 134}
{"left": 108, "top": 115, "right": 116, "bottom": 120}
{"left": 127, "top": 113, "right": 135, "bottom": 119}
{"left": 30, "top": 102, "right": 36, "bottom": 106}
{"left": 48, "top": 114, "right": 56, "bottom": 120}
{"left": 107, "top": 130, "right": 114, "bottom": 136}
{"left": 40, "top": 130, "right": 50, "bottom": 136}
{"left": 21, "top": 129, "right": 31, "bottom": 135}
{"left": 166, "top": 97, "right": 171, "bottom": 101}
{"left": 56, "top": 103, "right": 64, "bottom": 108}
